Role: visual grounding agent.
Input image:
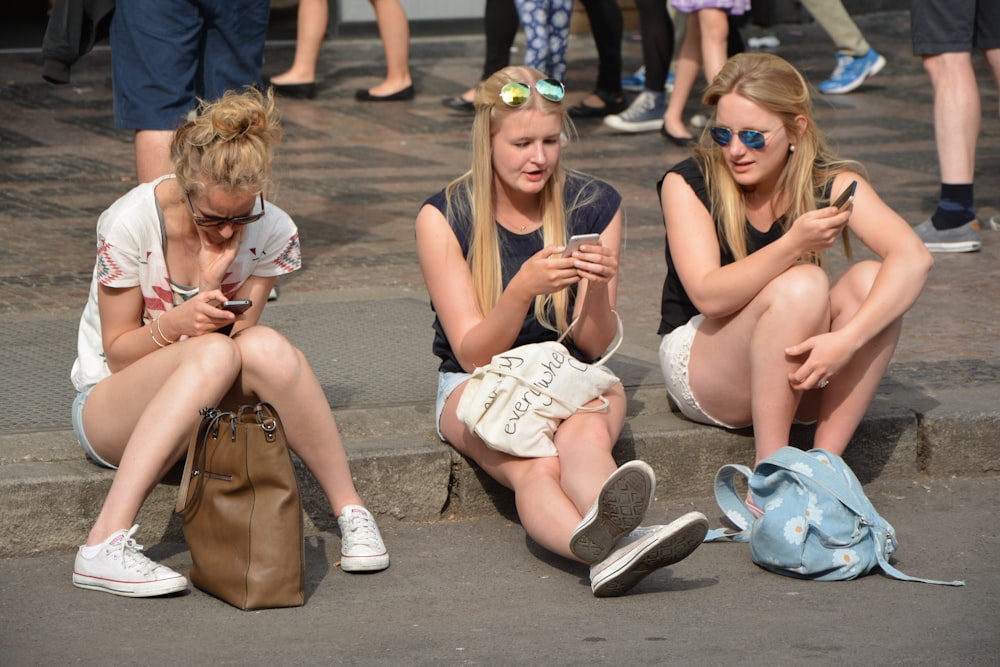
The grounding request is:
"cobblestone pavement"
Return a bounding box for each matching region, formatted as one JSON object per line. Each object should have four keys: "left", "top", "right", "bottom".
{"left": 0, "top": 11, "right": 997, "bottom": 425}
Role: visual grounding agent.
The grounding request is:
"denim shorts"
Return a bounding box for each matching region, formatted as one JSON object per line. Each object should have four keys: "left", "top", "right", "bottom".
{"left": 72, "top": 388, "right": 117, "bottom": 469}
{"left": 435, "top": 371, "right": 472, "bottom": 442}
{"left": 658, "top": 315, "right": 740, "bottom": 429}
{"left": 110, "top": 0, "right": 270, "bottom": 130}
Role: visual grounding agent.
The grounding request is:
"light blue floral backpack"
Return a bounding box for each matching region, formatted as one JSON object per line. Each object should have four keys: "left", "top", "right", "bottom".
{"left": 705, "top": 447, "right": 964, "bottom": 586}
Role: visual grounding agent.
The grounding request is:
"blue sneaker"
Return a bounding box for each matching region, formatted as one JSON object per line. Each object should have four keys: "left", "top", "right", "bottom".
{"left": 621, "top": 66, "right": 646, "bottom": 92}
{"left": 621, "top": 67, "right": 674, "bottom": 94}
{"left": 818, "top": 48, "right": 886, "bottom": 94}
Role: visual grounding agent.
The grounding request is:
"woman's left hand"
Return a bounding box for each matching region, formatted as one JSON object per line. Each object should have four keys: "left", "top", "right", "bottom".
{"left": 198, "top": 226, "right": 245, "bottom": 291}
{"left": 568, "top": 240, "right": 618, "bottom": 286}
{"left": 785, "top": 330, "right": 856, "bottom": 390}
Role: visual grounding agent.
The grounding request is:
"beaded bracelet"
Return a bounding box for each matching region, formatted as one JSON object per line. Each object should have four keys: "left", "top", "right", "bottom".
{"left": 155, "top": 317, "right": 179, "bottom": 345}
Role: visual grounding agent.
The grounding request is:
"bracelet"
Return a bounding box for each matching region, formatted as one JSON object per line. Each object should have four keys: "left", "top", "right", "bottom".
{"left": 150, "top": 323, "right": 167, "bottom": 348}
{"left": 155, "top": 317, "right": 179, "bottom": 345}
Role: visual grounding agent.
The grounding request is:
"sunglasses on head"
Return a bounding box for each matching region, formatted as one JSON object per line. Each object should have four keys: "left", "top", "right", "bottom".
{"left": 187, "top": 192, "right": 265, "bottom": 227}
{"left": 499, "top": 79, "right": 566, "bottom": 107}
{"left": 709, "top": 126, "right": 767, "bottom": 150}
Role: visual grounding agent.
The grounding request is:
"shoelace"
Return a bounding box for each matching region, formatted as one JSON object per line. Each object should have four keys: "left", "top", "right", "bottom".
{"left": 344, "top": 512, "right": 380, "bottom": 548}
{"left": 108, "top": 525, "right": 158, "bottom": 576}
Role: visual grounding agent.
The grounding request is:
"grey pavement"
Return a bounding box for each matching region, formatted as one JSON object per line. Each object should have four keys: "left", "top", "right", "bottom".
{"left": 0, "top": 9, "right": 998, "bottom": 665}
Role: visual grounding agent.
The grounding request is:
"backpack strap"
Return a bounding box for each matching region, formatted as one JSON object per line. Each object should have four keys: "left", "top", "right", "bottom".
{"left": 704, "top": 463, "right": 757, "bottom": 542}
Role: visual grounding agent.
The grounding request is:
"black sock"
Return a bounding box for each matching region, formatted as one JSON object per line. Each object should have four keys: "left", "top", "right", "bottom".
{"left": 931, "top": 183, "right": 975, "bottom": 230}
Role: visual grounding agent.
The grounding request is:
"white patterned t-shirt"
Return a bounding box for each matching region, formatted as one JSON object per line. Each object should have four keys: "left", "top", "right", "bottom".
{"left": 71, "top": 175, "right": 301, "bottom": 392}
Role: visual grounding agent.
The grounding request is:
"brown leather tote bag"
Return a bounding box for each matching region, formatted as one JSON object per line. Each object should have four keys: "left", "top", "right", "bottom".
{"left": 176, "top": 403, "right": 305, "bottom": 609}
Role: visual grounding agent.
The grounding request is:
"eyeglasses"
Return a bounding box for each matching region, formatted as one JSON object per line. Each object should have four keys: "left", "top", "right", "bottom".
{"left": 499, "top": 79, "right": 566, "bottom": 107}
{"left": 709, "top": 126, "right": 767, "bottom": 150}
{"left": 186, "top": 192, "right": 265, "bottom": 227}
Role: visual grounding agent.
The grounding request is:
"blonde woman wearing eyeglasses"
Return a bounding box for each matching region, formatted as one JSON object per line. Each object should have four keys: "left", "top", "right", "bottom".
{"left": 70, "top": 87, "right": 389, "bottom": 598}
{"left": 417, "top": 66, "right": 708, "bottom": 597}
{"left": 658, "top": 53, "right": 932, "bottom": 498}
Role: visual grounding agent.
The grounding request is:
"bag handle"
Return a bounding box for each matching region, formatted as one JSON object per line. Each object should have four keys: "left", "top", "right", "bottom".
{"left": 175, "top": 408, "right": 228, "bottom": 515}
{"left": 704, "top": 463, "right": 756, "bottom": 542}
{"left": 556, "top": 310, "right": 624, "bottom": 367}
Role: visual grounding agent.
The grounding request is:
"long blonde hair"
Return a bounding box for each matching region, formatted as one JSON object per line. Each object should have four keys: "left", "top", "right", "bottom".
{"left": 172, "top": 86, "right": 283, "bottom": 196}
{"left": 444, "top": 66, "right": 578, "bottom": 333}
{"left": 694, "top": 52, "right": 861, "bottom": 262}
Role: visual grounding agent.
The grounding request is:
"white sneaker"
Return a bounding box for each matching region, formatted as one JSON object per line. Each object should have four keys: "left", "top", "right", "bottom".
{"left": 569, "top": 460, "right": 655, "bottom": 564}
{"left": 72, "top": 525, "right": 188, "bottom": 597}
{"left": 338, "top": 505, "right": 390, "bottom": 572}
{"left": 603, "top": 90, "right": 666, "bottom": 133}
{"left": 590, "top": 512, "right": 708, "bottom": 597}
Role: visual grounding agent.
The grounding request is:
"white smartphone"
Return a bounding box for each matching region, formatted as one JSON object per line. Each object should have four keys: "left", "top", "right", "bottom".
{"left": 221, "top": 299, "right": 252, "bottom": 314}
{"left": 563, "top": 233, "right": 600, "bottom": 257}
{"left": 831, "top": 180, "right": 858, "bottom": 211}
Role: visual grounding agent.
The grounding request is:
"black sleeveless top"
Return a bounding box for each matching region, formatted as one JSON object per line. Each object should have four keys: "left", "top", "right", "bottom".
{"left": 424, "top": 171, "right": 622, "bottom": 373}
{"left": 656, "top": 158, "right": 785, "bottom": 335}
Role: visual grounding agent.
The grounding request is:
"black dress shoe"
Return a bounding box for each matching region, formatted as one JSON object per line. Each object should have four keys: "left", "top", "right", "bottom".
{"left": 264, "top": 78, "right": 317, "bottom": 99}
{"left": 568, "top": 90, "right": 628, "bottom": 118}
{"left": 441, "top": 96, "right": 475, "bottom": 112}
{"left": 355, "top": 85, "right": 415, "bottom": 102}
{"left": 661, "top": 125, "right": 696, "bottom": 147}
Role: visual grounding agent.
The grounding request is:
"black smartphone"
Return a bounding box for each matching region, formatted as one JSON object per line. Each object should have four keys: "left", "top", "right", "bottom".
{"left": 563, "top": 233, "right": 600, "bottom": 257}
{"left": 221, "top": 299, "right": 252, "bottom": 314}
{"left": 831, "top": 180, "right": 858, "bottom": 211}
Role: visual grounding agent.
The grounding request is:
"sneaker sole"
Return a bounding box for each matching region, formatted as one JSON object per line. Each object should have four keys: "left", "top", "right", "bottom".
{"left": 591, "top": 512, "right": 709, "bottom": 598}
{"left": 923, "top": 240, "right": 982, "bottom": 253}
{"left": 603, "top": 116, "right": 664, "bottom": 133}
{"left": 340, "top": 553, "right": 390, "bottom": 572}
{"left": 819, "top": 54, "right": 886, "bottom": 94}
{"left": 72, "top": 573, "right": 189, "bottom": 597}
{"left": 569, "top": 461, "right": 654, "bottom": 564}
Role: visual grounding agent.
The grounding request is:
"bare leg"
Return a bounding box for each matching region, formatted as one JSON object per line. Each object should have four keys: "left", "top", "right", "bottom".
{"left": 663, "top": 17, "right": 700, "bottom": 140}
{"left": 808, "top": 262, "right": 901, "bottom": 456}
{"left": 134, "top": 129, "right": 175, "bottom": 184}
{"left": 269, "top": 0, "right": 328, "bottom": 85}
{"left": 688, "top": 264, "right": 831, "bottom": 462}
{"left": 366, "top": 0, "right": 413, "bottom": 96}
{"left": 923, "top": 52, "right": 979, "bottom": 184}
{"left": 697, "top": 8, "right": 729, "bottom": 83}
{"left": 439, "top": 382, "right": 625, "bottom": 560}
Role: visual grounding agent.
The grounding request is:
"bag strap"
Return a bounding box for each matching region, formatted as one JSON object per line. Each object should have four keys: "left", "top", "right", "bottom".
{"left": 556, "top": 310, "right": 624, "bottom": 367}
{"left": 704, "top": 463, "right": 756, "bottom": 542}
{"left": 175, "top": 408, "right": 224, "bottom": 515}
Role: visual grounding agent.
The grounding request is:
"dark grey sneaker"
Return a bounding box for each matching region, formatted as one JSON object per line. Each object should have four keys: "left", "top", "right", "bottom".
{"left": 590, "top": 512, "right": 709, "bottom": 597}
{"left": 914, "top": 219, "right": 981, "bottom": 253}
{"left": 569, "top": 460, "right": 655, "bottom": 564}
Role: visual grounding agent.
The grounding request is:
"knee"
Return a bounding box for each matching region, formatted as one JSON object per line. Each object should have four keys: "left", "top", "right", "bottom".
{"left": 184, "top": 333, "right": 242, "bottom": 377}
{"left": 761, "top": 263, "right": 830, "bottom": 315}
{"left": 831, "top": 260, "right": 880, "bottom": 317}
{"left": 234, "top": 326, "right": 305, "bottom": 379}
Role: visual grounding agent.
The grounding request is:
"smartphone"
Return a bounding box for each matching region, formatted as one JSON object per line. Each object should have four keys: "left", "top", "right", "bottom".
{"left": 221, "top": 299, "right": 252, "bottom": 314}
{"left": 563, "top": 233, "right": 600, "bottom": 257}
{"left": 831, "top": 180, "right": 858, "bottom": 211}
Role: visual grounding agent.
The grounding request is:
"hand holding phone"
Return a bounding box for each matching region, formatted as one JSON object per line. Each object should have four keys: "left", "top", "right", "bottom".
{"left": 831, "top": 180, "right": 858, "bottom": 212}
{"left": 221, "top": 299, "right": 252, "bottom": 314}
{"left": 563, "top": 233, "right": 600, "bottom": 257}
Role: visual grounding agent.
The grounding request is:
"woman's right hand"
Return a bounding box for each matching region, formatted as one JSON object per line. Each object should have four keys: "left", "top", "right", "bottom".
{"left": 160, "top": 289, "right": 241, "bottom": 339}
{"left": 788, "top": 205, "right": 851, "bottom": 254}
{"left": 510, "top": 246, "right": 582, "bottom": 298}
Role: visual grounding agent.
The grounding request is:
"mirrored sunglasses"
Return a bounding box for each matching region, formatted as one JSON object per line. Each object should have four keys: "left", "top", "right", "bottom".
{"left": 187, "top": 192, "right": 265, "bottom": 227}
{"left": 709, "top": 126, "right": 767, "bottom": 150}
{"left": 499, "top": 79, "right": 566, "bottom": 107}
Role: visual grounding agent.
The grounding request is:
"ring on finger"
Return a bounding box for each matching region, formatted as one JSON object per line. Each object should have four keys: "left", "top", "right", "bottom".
{"left": 817, "top": 378, "right": 829, "bottom": 389}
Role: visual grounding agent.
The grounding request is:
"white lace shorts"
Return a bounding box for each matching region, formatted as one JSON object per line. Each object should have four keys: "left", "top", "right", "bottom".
{"left": 658, "top": 315, "right": 739, "bottom": 429}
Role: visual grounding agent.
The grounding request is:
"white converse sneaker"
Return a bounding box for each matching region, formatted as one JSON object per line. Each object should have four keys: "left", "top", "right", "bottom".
{"left": 338, "top": 505, "right": 390, "bottom": 572}
{"left": 569, "top": 460, "right": 655, "bottom": 564}
{"left": 590, "top": 512, "right": 708, "bottom": 597}
{"left": 72, "top": 525, "right": 188, "bottom": 597}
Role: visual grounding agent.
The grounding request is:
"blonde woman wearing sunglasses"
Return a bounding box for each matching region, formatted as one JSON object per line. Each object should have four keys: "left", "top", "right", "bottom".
{"left": 658, "top": 53, "right": 932, "bottom": 495}
{"left": 417, "top": 66, "right": 708, "bottom": 597}
{"left": 70, "top": 88, "right": 388, "bottom": 598}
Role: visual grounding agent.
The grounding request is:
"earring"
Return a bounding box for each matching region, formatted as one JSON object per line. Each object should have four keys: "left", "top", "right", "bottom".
{"left": 789, "top": 144, "right": 796, "bottom": 153}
